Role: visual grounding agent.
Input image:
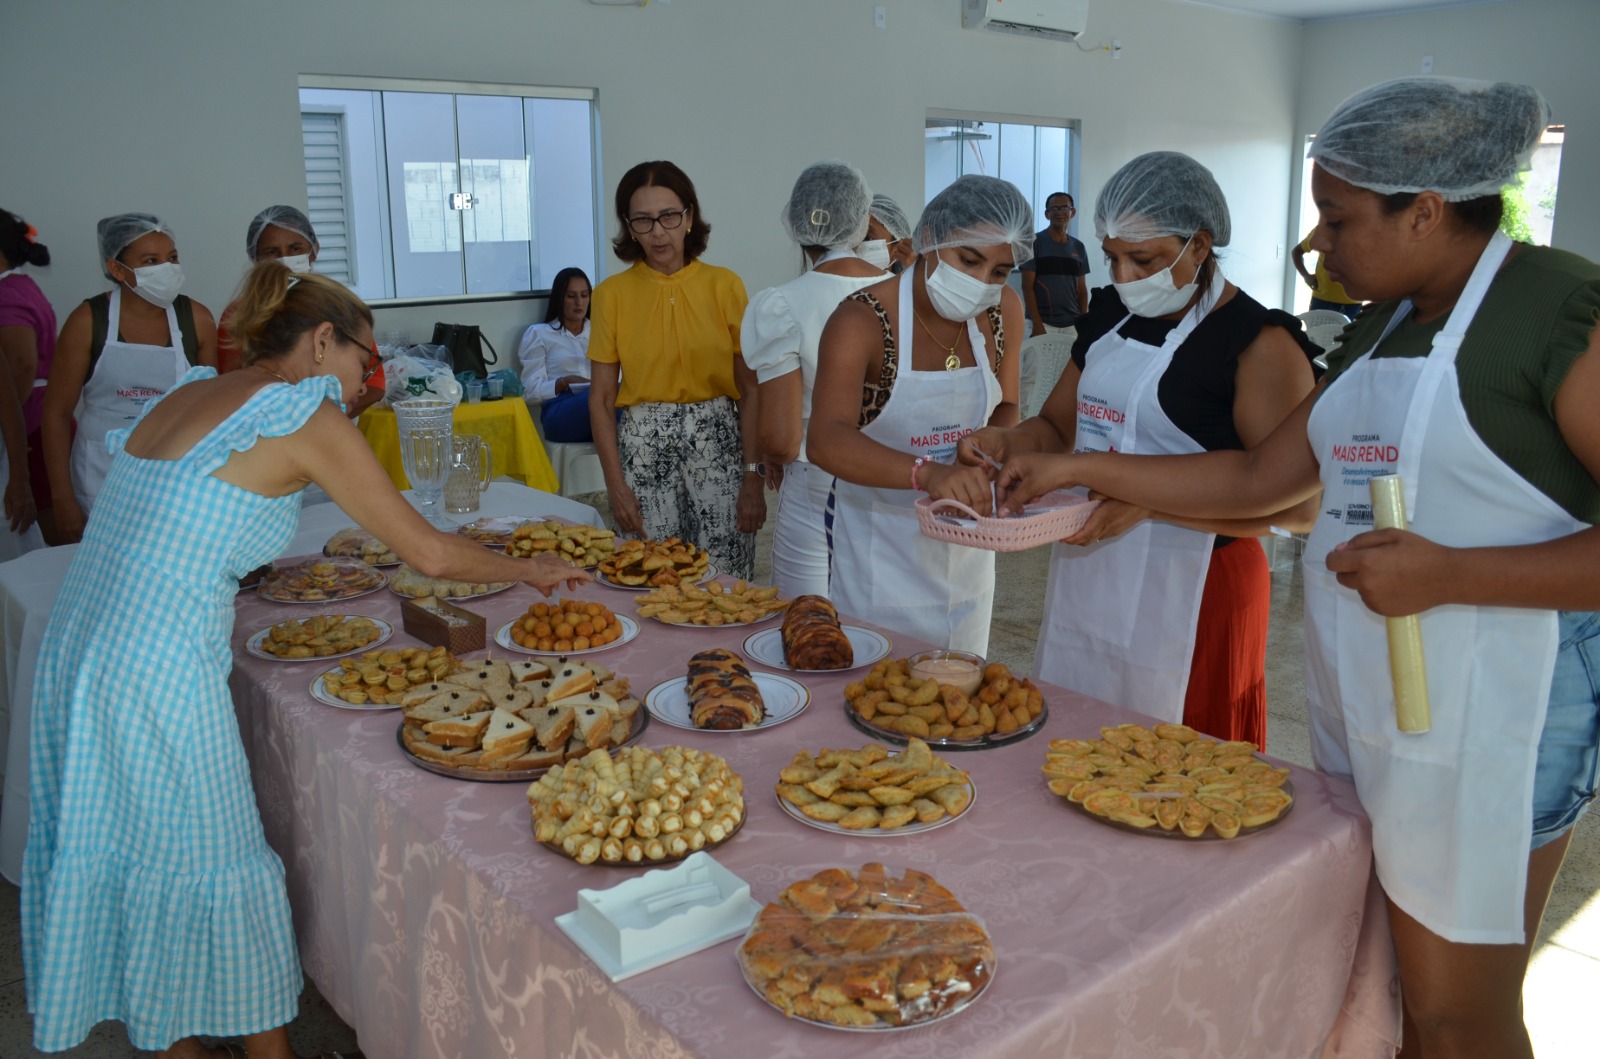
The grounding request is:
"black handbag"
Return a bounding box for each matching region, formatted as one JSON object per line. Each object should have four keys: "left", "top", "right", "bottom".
{"left": 431, "top": 322, "right": 500, "bottom": 379}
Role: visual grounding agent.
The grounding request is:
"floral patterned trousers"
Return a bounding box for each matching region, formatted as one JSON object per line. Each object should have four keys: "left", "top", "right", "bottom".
{"left": 618, "top": 396, "right": 754, "bottom": 579}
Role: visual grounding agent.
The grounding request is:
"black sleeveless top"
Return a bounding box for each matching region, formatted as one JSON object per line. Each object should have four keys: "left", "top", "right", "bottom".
{"left": 85, "top": 291, "right": 202, "bottom": 371}
{"left": 1071, "top": 286, "right": 1319, "bottom": 452}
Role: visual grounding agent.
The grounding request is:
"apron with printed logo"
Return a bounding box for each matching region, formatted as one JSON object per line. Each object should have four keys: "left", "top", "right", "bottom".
{"left": 828, "top": 270, "right": 1002, "bottom": 654}
{"left": 70, "top": 287, "right": 190, "bottom": 512}
{"left": 1034, "top": 272, "right": 1227, "bottom": 720}
{"left": 1304, "top": 231, "right": 1581, "bottom": 942}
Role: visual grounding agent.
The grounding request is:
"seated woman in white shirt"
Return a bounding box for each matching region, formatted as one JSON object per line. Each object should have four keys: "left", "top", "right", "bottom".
{"left": 517, "top": 267, "right": 592, "bottom": 442}
{"left": 742, "top": 161, "right": 886, "bottom": 597}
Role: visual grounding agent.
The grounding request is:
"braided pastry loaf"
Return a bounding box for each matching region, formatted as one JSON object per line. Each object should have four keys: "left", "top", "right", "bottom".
{"left": 686, "top": 648, "right": 766, "bottom": 729}
{"left": 781, "top": 595, "right": 854, "bottom": 670}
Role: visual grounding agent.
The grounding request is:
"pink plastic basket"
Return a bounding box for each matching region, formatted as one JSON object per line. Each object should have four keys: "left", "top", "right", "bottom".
{"left": 915, "top": 491, "right": 1100, "bottom": 552}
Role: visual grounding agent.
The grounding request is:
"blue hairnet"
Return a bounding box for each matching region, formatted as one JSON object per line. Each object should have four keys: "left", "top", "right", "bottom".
{"left": 1094, "top": 152, "right": 1231, "bottom": 247}
{"left": 246, "top": 205, "right": 320, "bottom": 261}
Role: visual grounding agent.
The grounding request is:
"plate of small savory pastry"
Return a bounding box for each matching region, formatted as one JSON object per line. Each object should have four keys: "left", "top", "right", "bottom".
{"left": 634, "top": 581, "right": 787, "bottom": 627}
{"left": 387, "top": 564, "right": 516, "bottom": 601}
{"left": 642, "top": 649, "right": 809, "bottom": 732}
{"left": 737, "top": 863, "right": 996, "bottom": 1030}
{"left": 529, "top": 744, "right": 744, "bottom": 865}
{"left": 594, "top": 536, "right": 716, "bottom": 589}
{"left": 257, "top": 555, "right": 387, "bottom": 603}
{"left": 773, "top": 738, "right": 975, "bottom": 836}
{"left": 395, "top": 656, "right": 647, "bottom": 780}
{"left": 1044, "top": 722, "right": 1295, "bottom": 840}
{"left": 245, "top": 615, "right": 391, "bottom": 661}
{"left": 742, "top": 595, "right": 890, "bottom": 672}
{"left": 496, "top": 597, "right": 639, "bottom": 656}
{"left": 322, "top": 526, "right": 401, "bottom": 567}
{"left": 310, "top": 644, "right": 464, "bottom": 710}
{"left": 844, "top": 657, "right": 1047, "bottom": 749}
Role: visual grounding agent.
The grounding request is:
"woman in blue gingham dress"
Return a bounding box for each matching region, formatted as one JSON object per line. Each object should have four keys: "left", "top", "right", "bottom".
{"left": 22, "top": 265, "right": 585, "bottom": 1058}
{"left": 24, "top": 367, "right": 332, "bottom": 1051}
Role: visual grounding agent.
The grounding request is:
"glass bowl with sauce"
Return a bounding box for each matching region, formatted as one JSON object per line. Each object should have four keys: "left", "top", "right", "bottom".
{"left": 908, "top": 650, "right": 985, "bottom": 697}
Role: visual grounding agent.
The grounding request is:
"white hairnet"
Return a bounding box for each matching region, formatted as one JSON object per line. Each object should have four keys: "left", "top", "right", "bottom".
{"left": 1309, "top": 76, "right": 1549, "bottom": 201}
{"left": 247, "top": 204, "right": 320, "bottom": 260}
{"left": 914, "top": 175, "right": 1033, "bottom": 266}
{"left": 870, "top": 193, "right": 912, "bottom": 241}
{"left": 1094, "top": 152, "right": 1231, "bottom": 247}
{"left": 781, "top": 160, "right": 871, "bottom": 250}
{"left": 97, "top": 213, "right": 169, "bottom": 279}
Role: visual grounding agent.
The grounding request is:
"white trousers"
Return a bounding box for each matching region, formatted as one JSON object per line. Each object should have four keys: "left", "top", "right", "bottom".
{"left": 770, "top": 460, "right": 833, "bottom": 599}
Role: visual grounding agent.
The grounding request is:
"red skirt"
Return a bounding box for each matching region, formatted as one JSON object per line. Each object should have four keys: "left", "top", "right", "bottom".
{"left": 1181, "top": 537, "right": 1270, "bottom": 749}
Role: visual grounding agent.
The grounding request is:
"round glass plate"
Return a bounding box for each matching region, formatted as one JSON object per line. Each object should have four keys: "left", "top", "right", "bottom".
{"left": 395, "top": 707, "right": 650, "bottom": 782}
{"left": 1057, "top": 775, "right": 1296, "bottom": 841}
{"left": 310, "top": 664, "right": 414, "bottom": 711}
{"left": 245, "top": 617, "right": 392, "bottom": 663}
{"left": 845, "top": 697, "right": 1049, "bottom": 752}
{"left": 594, "top": 563, "right": 718, "bottom": 591}
{"left": 642, "top": 672, "right": 810, "bottom": 732}
{"left": 455, "top": 515, "right": 565, "bottom": 547}
{"left": 389, "top": 579, "right": 516, "bottom": 602}
{"left": 494, "top": 614, "right": 640, "bottom": 656}
{"left": 774, "top": 781, "right": 975, "bottom": 837}
{"left": 646, "top": 608, "right": 785, "bottom": 630}
{"left": 741, "top": 625, "right": 891, "bottom": 673}
{"left": 738, "top": 939, "right": 995, "bottom": 1032}
{"left": 257, "top": 556, "right": 387, "bottom": 603}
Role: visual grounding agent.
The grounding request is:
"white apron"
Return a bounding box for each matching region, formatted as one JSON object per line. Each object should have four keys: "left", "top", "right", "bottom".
{"left": 1303, "top": 231, "right": 1581, "bottom": 943}
{"left": 70, "top": 288, "right": 189, "bottom": 511}
{"left": 1034, "top": 272, "right": 1226, "bottom": 720}
{"left": 828, "top": 271, "right": 1002, "bottom": 654}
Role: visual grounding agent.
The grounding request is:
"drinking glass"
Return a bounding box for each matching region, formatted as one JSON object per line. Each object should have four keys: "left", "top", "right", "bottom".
{"left": 393, "top": 398, "right": 455, "bottom": 527}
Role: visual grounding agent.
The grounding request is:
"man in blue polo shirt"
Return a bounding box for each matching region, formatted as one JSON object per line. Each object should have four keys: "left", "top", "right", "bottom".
{"left": 1021, "top": 191, "right": 1090, "bottom": 339}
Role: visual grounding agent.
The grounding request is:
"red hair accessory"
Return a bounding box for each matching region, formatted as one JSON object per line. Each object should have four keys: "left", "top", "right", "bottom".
{"left": 23, "top": 226, "right": 37, "bottom": 244}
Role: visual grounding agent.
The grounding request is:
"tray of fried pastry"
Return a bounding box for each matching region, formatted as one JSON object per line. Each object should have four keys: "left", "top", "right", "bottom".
{"left": 738, "top": 863, "right": 995, "bottom": 1031}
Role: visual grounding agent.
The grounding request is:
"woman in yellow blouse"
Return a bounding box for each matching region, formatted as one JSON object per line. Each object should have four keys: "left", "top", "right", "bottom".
{"left": 588, "top": 160, "right": 765, "bottom": 577}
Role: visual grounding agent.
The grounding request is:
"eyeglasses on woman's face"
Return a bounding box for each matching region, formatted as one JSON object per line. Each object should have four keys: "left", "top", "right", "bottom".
{"left": 627, "top": 208, "right": 689, "bottom": 234}
{"left": 335, "top": 329, "right": 381, "bottom": 382}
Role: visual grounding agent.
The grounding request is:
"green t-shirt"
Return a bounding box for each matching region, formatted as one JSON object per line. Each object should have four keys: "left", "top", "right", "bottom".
{"left": 1321, "top": 243, "right": 1600, "bottom": 524}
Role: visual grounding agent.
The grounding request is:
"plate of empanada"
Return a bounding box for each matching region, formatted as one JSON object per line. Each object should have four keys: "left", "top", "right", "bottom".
{"left": 258, "top": 555, "right": 387, "bottom": 603}
{"left": 774, "top": 739, "right": 975, "bottom": 836}
{"left": 1046, "top": 723, "right": 1295, "bottom": 840}
{"left": 642, "top": 671, "right": 809, "bottom": 732}
{"left": 246, "top": 616, "right": 391, "bottom": 661}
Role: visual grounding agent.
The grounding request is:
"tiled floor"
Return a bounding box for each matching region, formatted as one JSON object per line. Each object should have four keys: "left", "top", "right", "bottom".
{"left": 1, "top": 517, "right": 1595, "bottom": 1056}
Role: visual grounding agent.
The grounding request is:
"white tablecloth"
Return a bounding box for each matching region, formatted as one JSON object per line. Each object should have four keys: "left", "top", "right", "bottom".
{"left": 0, "top": 483, "right": 600, "bottom": 883}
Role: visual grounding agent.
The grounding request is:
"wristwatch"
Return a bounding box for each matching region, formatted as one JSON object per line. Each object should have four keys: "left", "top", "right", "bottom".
{"left": 743, "top": 462, "right": 764, "bottom": 476}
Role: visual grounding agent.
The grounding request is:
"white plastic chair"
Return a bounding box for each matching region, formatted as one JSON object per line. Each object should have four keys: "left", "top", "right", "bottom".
{"left": 1020, "top": 333, "right": 1073, "bottom": 419}
{"left": 528, "top": 400, "right": 608, "bottom": 498}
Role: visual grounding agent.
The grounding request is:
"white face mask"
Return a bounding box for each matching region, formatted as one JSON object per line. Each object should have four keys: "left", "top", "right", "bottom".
{"left": 122, "top": 261, "right": 184, "bottom": 307}
{"left": 1112, "top": 235, "right": 1199, "bottom": 318}
{"left": 924, "top": 253, "right": 1004, "bottom": 322}
{"left": 279, "top": 253, "right": 313, "bottom": 274}
{"left": 854, "top": 239, "right": 891, "bottom": 271}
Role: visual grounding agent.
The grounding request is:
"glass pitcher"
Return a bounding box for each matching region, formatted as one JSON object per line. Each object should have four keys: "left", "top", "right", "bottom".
{"left": 444, "top": 434, "right": 494, "bottom": 513}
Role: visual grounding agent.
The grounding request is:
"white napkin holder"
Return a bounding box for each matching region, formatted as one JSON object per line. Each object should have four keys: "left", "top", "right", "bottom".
{"left": 554, "top": 852, "right": 759, "bottom": 980}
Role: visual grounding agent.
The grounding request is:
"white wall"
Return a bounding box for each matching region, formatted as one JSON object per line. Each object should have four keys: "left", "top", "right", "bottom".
{"left": 1296, "top": 0, "right": 1600, "bottom": 304}
{"left": 1, "top": 0, "right": 1304, "bottom": 355}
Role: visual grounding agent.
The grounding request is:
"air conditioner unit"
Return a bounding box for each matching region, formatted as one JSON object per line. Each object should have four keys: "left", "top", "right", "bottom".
{"left": 962, "top": 0, "right": 1089, "bottom": 43}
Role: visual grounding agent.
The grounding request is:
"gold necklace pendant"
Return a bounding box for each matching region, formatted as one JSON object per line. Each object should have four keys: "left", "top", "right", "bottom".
{"left": 944, "top": 353, "right": 961, "bottom": 371}
{"left": 913, "top": 308, "right": 962, "bottom": 370}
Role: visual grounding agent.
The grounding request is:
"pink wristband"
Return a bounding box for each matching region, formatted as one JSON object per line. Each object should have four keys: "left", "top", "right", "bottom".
{"left": 911, "top": 455, "right": 931, "bottom": 492}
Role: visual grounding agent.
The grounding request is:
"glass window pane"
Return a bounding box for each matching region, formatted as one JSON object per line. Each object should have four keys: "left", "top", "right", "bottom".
{"left": 526, "top": 97, "right": 597, "bottom": 288}
{"left": 383, "top": 91, "right": 464, "bottom": 298}
{"left": 299, "top": 87, "right": 391, "bottom": 301}
{"left": 997, "top": 123, "right": 1037, "bottom": 212}
{"left": 457, "top": 94, "right": 532, "bottom": 295}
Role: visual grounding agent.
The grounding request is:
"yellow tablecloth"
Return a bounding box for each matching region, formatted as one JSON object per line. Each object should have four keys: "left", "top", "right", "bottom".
{"left": 358, "top": 399, "right": 558, "bottom": 492}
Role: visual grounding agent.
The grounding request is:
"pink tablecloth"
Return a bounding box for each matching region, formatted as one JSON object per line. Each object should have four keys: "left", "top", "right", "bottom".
{"left": 229, "top": 580, "right": 1400, "bottom": 1059}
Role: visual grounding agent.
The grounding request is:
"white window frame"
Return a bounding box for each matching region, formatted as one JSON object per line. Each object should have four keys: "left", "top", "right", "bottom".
{"left": 298, "top": 74, "right": 603, "bottom": 305}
